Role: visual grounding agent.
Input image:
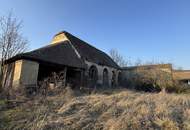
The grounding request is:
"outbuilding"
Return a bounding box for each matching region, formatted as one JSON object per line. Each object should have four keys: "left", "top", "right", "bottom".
{"left": 3, "top": 31, "right": 120, "bottom": 91}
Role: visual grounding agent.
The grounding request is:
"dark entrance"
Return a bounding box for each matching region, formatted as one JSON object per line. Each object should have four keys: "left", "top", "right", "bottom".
{"left": 111, "top": 71, "right": 116, "bottom": 87}
{"left": 118, "top": 72, "right": 122, "bottom": 86}
{"left": 103, "top": 68, "right": 109, "bottom": 86}
{"left": 89, "top": 65, "right": 98, "bottom": 87}
{"left": 37, "top": 63, "right": 82, "bottom": 88}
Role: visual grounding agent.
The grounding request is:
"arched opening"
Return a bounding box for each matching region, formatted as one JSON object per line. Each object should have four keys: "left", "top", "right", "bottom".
{"left": 118, "top": 72, "right": 122, "bottom": 86}
{"left": 111, "top": 71, "right": 116, "bottom": 87}
{"left": 89, "top": 65, "right": 98, "bottom": 87}
{"left": 103, "top": 68, "right": 109, "bottom": 86}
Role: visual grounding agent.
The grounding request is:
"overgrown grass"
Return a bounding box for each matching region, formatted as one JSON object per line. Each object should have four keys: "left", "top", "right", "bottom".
{"left": 0, "top": 99, "right": 7, "bottom": 106}
{"left": 1, "top": 88, "right": 190, "bottom": 130}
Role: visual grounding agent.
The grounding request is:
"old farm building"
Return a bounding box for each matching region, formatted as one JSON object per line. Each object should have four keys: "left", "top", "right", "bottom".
{"left": 3, "top": 31, "right": 190, "bottom": 93}
{"left": 4, "top": 31, "right": 120, "bottom": 90}
{"left": 122, "top": 64, "right": 190, "bottom": 86}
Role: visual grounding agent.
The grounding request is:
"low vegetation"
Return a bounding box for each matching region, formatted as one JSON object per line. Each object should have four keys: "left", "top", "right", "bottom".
{"left": 1, "top": 87, "right": 190, "bottom": 130}
{"left": 122, "top": 67, "right": 190, "bottom": 93}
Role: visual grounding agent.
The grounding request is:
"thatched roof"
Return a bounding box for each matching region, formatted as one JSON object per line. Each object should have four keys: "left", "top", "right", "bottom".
{"left": 64, "top": 32, "right": 119, "bottom": 68}
{"left": 6, "top": 40, "right": 86, "bottom": 68}
{"left": 6, "top": 31, "right": 119, "bottom": 69}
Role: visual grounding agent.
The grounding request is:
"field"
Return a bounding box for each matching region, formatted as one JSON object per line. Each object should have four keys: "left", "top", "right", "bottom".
{"left": 1, "top": 88, "right": 190, "bottom": 130}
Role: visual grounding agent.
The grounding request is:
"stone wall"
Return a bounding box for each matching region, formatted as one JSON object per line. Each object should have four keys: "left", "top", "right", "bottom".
{"left": 12, "top": 60, "right": 39, "bottom": 88}
{"left": 85, "top": 60, "right": 119, "bottom": 87}
{"left": 51, "top": 33, "right": 69, "bottom": 44}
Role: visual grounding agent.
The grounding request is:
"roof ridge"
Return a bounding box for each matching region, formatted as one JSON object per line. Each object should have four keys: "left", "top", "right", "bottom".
{"left": 64, "top": 32, "right": 104, "bottom": 53}
{"left": 64, "top": 31, "right": 120, "bottom": 68}
{"left": 55, "top": 31, "right": 115, "bottom": 60}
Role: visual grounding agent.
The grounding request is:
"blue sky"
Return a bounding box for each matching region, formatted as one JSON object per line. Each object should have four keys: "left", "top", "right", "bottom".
{"left": 0, "top": 0, "right": 190, "bottom": 69}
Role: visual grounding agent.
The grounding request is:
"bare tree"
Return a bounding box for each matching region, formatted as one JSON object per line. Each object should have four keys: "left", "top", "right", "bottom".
{"left": 109, "top": 49, "right": 129, "bottom": 67}
{"left": 134, "top": 58, "right": 142, "bottom": 66}
{"left": 0, "top": 12, "right": 28, "bottom": 89}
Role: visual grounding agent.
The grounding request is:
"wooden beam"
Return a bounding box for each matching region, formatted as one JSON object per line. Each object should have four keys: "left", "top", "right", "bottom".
{"left": 80, "top": 71, "right": 84, "bottom": 88}
{"left": 63, "top": 67, "right": 67, "bottom": 87}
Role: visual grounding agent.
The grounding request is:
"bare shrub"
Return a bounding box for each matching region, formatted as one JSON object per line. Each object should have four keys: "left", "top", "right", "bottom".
{"left": 109, "top": 49, "right": 129, "bottom": 67}
{"left": 126, "top": 67, "right": 173, "bottom": 92}
{"left": 167, "top": 80, "right": 190, "bottom": 93}
{"left": 0, "top": 12, "right": 28, "bottom": 91}
{"left": 37, "top": 71, "right": 66, "bottom": 95}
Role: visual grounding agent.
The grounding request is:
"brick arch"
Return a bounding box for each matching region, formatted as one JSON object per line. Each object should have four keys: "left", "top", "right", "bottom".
{"left": 89, "top": 65, "right": 98, "bottom": 87}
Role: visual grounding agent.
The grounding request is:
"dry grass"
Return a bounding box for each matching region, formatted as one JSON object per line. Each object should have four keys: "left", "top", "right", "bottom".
{"left": 1, "top": 88, "right": 190, "bottom": 130}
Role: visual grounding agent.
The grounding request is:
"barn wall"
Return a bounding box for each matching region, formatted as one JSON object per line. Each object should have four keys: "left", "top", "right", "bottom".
{"left": 12, "top": 59, "right": 39, "bottom": 88}
{"left": 85, "top": 60, "right": 119, "bottom": 87}
{"left": 12, "top": 60, "right": 22, "bottom": 88}
{"left": 2, "top": 62, "right": 15, "bottom": 90}
{"left": 51, "top": 33, "right": 69, "bottom": 44}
